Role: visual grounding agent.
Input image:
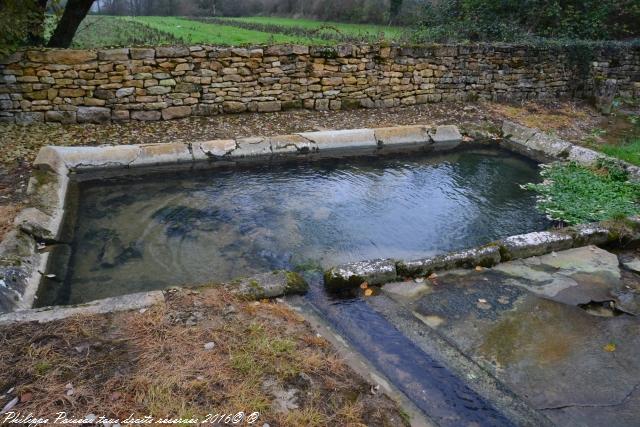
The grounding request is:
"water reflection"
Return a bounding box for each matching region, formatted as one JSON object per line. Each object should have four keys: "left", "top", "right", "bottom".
{"left": 46, "top": 148, "right": 548, "bottom": 305}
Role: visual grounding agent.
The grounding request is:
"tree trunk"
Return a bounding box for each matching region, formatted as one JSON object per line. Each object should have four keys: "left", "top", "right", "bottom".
{"left": 47, "top": 0, "right": 94, "bottom": 48}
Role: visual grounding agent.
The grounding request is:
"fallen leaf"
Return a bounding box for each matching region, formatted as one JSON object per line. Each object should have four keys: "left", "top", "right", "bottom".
{"left": 360, "top": 282, "right": 368, "bottom": 289}
{"left": 603, "top": 343, "right": 616, "bottom": 352}
{"left": 364, "top": 289, "right": 373, "bottom": 296}
{"left": 475, "top": 266, "right": 484, "bottom": 271}
{"left": 19, "top": 392, "right": 32, "bottom": 403}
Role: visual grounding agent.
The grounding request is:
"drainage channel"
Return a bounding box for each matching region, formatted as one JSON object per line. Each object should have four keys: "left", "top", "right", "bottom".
{"left": 300, "top": 272, "right": 514, "bottom": 427}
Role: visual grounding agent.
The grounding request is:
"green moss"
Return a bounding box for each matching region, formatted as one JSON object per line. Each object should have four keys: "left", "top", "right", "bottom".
{"left": 498, "top": 244, "right": 511, "bottom": 262}
{"left": 285, "top": 271, "right": 309, "bottom": 294}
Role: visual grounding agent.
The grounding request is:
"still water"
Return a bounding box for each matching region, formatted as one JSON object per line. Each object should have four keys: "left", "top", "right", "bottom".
{"left": 43, "top": 147, "right": 548, "bottom": 305}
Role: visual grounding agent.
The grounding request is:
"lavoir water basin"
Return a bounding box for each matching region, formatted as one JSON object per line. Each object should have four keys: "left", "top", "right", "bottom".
{"left": 38, "top": 146, "right": 549, "bottom": 306}
{"left": 8, "top": 124, "right": 636, "bottom": 426}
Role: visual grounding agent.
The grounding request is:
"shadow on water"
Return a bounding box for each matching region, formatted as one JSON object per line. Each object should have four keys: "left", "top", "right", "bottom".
{"left": 303, "top": 271, "right": 513, "bottom": 426}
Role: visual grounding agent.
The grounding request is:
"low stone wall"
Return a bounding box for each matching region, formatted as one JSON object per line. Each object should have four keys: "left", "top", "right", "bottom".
{"left": 1, "top": 43, "right": 639, "bottom": 124}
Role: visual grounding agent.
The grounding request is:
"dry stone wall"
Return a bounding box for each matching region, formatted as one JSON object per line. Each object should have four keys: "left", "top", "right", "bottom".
{"left": 0, "top": 43, "right": 639, "bottom": 124}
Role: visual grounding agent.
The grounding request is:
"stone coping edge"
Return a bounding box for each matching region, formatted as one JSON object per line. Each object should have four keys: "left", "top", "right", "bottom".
{"left": 323, "top": 221, "right": 638, "bottom": 290}
{"left": 500, "top": 120, "right": 640, "bottom": 180}
{"left": 0, "top": 291, "right": 164, "bottom": 326}
{"left": 32, "top": 125, "right": 461, "bottom": 174}
{"left": 0, "top": 269, "right": 308, "bottom": 325}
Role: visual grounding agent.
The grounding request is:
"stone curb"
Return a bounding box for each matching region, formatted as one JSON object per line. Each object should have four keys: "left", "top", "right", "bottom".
{"left": 31, "top": 124, "right": 462, "bottom": 173}
{"left": 226, "top": 270, "right": 309, "bottom": 299}
{"left": 0, "top": 268, "right": 309, "bottom": 325}
{"left": 0, "top": 291, "right": 164, "bottom": 326}
{"left": 501, "top": 120, "right": 640, "bottom": 180}
{"left": 323, "top": 220, "right": 636, "bottom": 290}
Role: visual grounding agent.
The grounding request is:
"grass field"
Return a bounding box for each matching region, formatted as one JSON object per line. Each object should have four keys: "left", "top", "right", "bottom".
{"left": 67, "top": 15, "right": 400, "bottom": 48}
{"left": 69, "top": 16, "right": 185, "bottom": 48}
{"left": 218, "top": 16, "right": 405, "bottom": 40}
{"left": 127, "top": 16, "right": 328, "bottom": 45}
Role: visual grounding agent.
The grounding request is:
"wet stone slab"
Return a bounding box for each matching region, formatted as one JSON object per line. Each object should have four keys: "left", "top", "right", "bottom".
{"left": 383, "top": 246, "right": 640, "bottom": 426}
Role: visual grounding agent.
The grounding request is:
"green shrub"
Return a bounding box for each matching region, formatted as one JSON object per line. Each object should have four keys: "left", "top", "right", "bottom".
{"left": 413, "top": 0, "right": 640, "bottom": 42}
{"left": 524, "top": 162, "right": 640, "bottom": 225}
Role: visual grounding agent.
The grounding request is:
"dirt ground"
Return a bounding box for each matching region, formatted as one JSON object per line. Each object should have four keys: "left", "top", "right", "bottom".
{"left": 0, "top": 286, "right": 408, "bottom": 426}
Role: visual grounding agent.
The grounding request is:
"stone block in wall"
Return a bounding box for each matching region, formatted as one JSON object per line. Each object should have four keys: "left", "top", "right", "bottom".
{"left": 112, "top": 110, "right": 130, "bottom": 121}
{"left": 315, "top": 99, "right": 329, "bottom": 110}
{"left": 223, "top": 101, "right": 247, "bottom": 113}
{"left": 155, "top": 46, "right": 190, "bottom": 58}
{"left": 257, "top": 101, "right": 281, "bottom": 112}
{"left": 76, "top": 107, "right": 111, "bottom": 124}
{"left": 115, "top": 87, "right": 135, "bottom": 98}
{"left": 131, "top": 110, "right": 161, "bottom": 121}
{"left": 282, "top": 100, "right": 302, "bottom": 110}
{"left": 130, "top": 48, "right": 155, "bottom": 60}
{"left": 26, "top": 50, "right": 97, "bottom": 65}
{"left": 175, "top": 82, "right": 201, "bottom": 93}
{"left": 147, "top": 86, "right": 171, "bottom": 95}
{"left": 98, "top": 48, "right": 129, "bottom": 61}
{"left": 265, "top": 45, "right": 295, "bottom": 56}
{"left": 161, "top": 106, "right": 191, "bottom": 120}
{"left": 15, "top": 112, "right": 44, "bottom": 125}
{"left": 45, "top": 110, "right": 76, "bottom": 124}
{"left": 192, "top": 104, "right": 219, "bottom": 116}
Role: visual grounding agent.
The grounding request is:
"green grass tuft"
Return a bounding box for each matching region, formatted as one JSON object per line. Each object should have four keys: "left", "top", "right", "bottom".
{"left": 600, "top": 138, "right": 640, "bottom": 166}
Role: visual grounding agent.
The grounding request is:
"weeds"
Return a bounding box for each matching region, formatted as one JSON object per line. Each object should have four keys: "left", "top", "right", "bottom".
{"left": 524, "top": 161, "right": 640, "bottom": 224}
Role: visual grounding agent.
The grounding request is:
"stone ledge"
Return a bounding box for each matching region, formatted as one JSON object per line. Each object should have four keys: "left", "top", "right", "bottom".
{"left": 324, "top": 259, "right": 397, "bottom": 291}
{"left": 298, "top": 128, "right": 378, "bottom": 152}
{"left": 227, "top": 270, "right": 308, "bottom": 299}
{"left": 499, "top": 231, "right": 574, "bottom": 260}
{"left": 323, "top": 219, "right": 639, "bottom": 290}
{"left": 502, "top": 121, "right": 640, "bottom": 181}
{"left": 0, "top": 291, "right": 165, "bottom": 326}
{"left": 32, "top": 125, "right": 465, "bottom": 173}
{"left": 373, "top": 125, "right": 432, "bottom": 148}
{"left": 397, "top": 245, "right": 501, "bottom": 277}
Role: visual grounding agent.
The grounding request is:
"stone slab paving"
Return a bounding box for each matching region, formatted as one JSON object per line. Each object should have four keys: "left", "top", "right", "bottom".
{"left": 380, "top": 246, "right": 640, "bottom": 426}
